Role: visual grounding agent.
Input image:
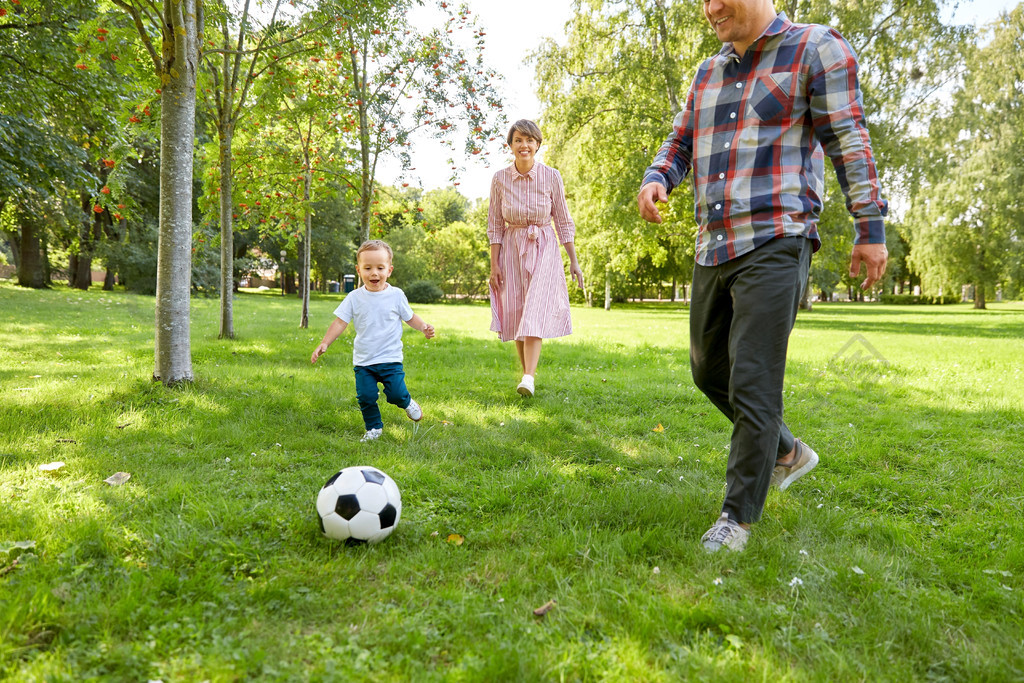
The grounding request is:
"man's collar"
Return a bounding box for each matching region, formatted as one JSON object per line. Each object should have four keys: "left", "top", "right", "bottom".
{"left": 717, "top": 12, "right": 791, "bottom": 60}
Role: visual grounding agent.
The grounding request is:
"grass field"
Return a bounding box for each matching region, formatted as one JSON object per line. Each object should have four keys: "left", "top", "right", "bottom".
{"left": 2, "top": 281, "right": 1023, "bottom": 681}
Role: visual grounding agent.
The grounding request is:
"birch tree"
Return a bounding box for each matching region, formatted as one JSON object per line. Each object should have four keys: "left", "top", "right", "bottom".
{"left": 112, "top": 0, "right": 202, "bottom": 384}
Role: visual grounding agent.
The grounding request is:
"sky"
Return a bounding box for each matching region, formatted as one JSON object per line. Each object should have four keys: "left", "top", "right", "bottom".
{"left": 383, "top": 0, "right": 1018, "bottom": 201}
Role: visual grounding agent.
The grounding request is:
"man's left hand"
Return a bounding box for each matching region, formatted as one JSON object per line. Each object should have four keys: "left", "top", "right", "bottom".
{"left": 849, "top": 243, "right": 888, "bottom": 290}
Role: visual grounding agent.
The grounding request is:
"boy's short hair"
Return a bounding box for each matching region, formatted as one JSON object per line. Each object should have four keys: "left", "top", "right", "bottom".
{"left": 507, "top": 119, "right": 543, "bottom": 147}
{"left": 356, "top": 239, "right": 393, "bottom": 263}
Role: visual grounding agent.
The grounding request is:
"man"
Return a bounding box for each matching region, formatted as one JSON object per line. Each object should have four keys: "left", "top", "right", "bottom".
{"left": 637, "top": 0, "right": 888, "bottom": 552}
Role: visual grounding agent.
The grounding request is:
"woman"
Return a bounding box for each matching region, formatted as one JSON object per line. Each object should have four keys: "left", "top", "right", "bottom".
{"left": 487, "top": 119, "right": 584, "bottom": 397}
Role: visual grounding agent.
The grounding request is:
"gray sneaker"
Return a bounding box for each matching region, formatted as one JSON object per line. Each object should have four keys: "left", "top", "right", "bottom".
{"left": 405, "top": 398, "right": 422, "bottom": 422}
{"left": 360, "top": 428, "right": 383, "bottom": 442}
{"left": 771, "top": 439, "right": 819, "bottom": 491}
{"left": 701, "top": 513, "right": 749, "bottom": 552}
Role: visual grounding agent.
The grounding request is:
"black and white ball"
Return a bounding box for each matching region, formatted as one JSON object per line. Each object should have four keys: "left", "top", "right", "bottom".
{"left": 316, "top": 466, "right": 402, "bottom": 544}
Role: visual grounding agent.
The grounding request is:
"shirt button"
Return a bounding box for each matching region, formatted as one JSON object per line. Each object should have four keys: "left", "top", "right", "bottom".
{"left": 730, "top": 112, "right": 737, "bottom": 119}
{"left": 718, "top": 173, "right": 725, "bottom": 179}
{"left": 715, "top": 203, "right": 722, "bottom": 210}
{"left": 735, "top": 83, "right": 743, "bottom": 89}
{"left": 717, "top": 235, "right": 724, "bottom": 241}
{"left": 724, "top": 142, "right": 731, "bottom": 149}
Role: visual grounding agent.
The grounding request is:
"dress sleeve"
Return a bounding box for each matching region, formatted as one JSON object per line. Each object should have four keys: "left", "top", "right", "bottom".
{"left": 486, "top": 171, "right": 505, "bottom": 245}
{"left": 550, "top": 168, "right": 575, "bottom": 244}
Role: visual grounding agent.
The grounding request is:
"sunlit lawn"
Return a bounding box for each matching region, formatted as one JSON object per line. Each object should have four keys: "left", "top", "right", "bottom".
{"left": 2, "top": 281, "right": 1023, "bottom": 681}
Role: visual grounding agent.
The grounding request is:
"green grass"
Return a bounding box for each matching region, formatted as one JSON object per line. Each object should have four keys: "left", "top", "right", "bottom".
{"left": 1, "top": 281, "right": 1023, "bottom": 681}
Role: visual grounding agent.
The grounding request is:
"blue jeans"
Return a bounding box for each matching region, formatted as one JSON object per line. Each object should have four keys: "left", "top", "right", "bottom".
{"left": 353, "top": 362, "right": 411, "bottom": 430}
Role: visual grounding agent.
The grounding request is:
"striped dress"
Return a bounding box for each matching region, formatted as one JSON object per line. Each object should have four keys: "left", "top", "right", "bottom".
{"left": 487, "top": 162, "right": 576, "bottom": 343}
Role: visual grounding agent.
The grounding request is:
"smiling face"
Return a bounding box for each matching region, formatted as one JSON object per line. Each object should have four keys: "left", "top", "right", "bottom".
{"left": 357, "top": 247, "right": 394, "bottom": 292}
{"left": 703, "top": 0, "right": 777, "bottom": 56}
{"left": 511, "top": 131, "right": 539, "bottom": 172}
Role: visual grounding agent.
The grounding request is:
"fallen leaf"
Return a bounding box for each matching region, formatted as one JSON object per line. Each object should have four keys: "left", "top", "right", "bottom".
{"left": 55, "top": 439, "right": 76, "bottom": 444}
{"left": 533, "top": 599, "right": 557, "bottom": 617}
{"left": 104, "top": 472, "right": 131, "bottom": 486}
{"left": 652, "top": 423, "right": 665, "bottom": 433}
{"left": 446, "top": 533, "right": 464, "bottom": 546}
{"left": 39, "top": 461, "right": 65, "bottom": 472}
{"left": 116, "top": 423, "right": 131, "bottom": 429}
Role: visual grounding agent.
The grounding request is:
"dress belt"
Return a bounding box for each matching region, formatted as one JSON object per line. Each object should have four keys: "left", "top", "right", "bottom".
{"left": 506, "top": 223, "right": 550, "bottom": 274}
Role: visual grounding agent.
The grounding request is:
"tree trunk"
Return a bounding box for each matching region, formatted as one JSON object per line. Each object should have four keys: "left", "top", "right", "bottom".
{"left": 17, "top": 219, "right": 46, "bottom": 288}
{"left": 974, "top": 282, "right": 986, "bottom": 309}
{"left": 218, "top": 118, "right": 235, "bottom": 339}
{"left": 153, "top": 0, "right": 200, "bottom": 385}
{"left": 300, "top": 166, "right": 312, "bottom": 328}
{"left": 604, "top": 270, "right": 612, "bottom": 311}
{"left": 103, "top": 269, "right": 115, "bottom": 290}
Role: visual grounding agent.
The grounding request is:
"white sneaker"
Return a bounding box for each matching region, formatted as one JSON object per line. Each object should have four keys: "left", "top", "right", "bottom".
{"left": 517, "top": 374, "right": 535, "bottom": 397}
{"left": 701, "top": 513, "right": 750, "bottom": 552}
{"left": 405, "top": 398, "right": 422, "bottom": 422}
{"left": 360, "top": 428, "right": 383, "bottom": 442}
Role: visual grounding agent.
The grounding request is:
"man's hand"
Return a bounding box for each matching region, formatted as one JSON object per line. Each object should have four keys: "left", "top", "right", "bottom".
{"left": 637, "top": 182, "right": 668, "bottom": 224}
{"left": 849, "top": 243, "right": 888, "bottom": 290}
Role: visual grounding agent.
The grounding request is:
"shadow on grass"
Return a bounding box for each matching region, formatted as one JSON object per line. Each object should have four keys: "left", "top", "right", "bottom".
{"left": 795, "top": 303, "right": 1024, "bottom": 339}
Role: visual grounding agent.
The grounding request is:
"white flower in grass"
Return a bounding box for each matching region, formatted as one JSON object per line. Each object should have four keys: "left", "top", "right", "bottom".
{"left": 817, "top": 503, "right": 824, "bottom": 509}
{"left": 713, "top": 577, "right": 723, "bottom": 585}
{"left": 789, "top": 576, "right": 804, "bottom": 587}
{"left": 851, "top": 566, "right": 865, "bottom": 575}
{"left": 799, "top": 549, "right": 809, "bottom": 556}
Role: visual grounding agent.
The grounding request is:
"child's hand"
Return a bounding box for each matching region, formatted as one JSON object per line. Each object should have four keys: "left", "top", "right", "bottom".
{"left": 422, "top": 324, "right": 435, "bottom": 339}
{"left": 311, "top": 343, "right": 328, "bottom": 364}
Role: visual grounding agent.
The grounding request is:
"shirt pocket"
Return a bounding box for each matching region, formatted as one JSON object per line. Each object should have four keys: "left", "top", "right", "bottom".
{"left": 748, "top": 72, "right": 796, "bottom": 124}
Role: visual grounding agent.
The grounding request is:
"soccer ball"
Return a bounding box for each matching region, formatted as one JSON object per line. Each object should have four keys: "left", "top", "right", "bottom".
{"left": 316, "top": 466, "right": 402, "bottom": 545}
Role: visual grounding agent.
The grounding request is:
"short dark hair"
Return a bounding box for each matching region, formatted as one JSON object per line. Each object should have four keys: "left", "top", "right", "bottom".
{"left": 356, "top": 239, "right": 393, "bottom": 263}
{"left": 506, "top": 119, "right": 543, "bottom": 147}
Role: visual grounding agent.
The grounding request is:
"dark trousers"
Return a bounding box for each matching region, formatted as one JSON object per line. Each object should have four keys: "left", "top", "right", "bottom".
{"left": 689, "top": 237, "right": 811, "bottom": 525}
{"left": 353, "top": 362, "right": 411, "bottom": 430}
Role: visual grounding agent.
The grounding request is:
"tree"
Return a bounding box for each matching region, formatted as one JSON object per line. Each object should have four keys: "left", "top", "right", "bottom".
{"left": 200, "top": 0, "right": 339, "bottom": 338}
{"left": 0, "top": 0, "right": 111, "bottom": 288}
{"left": 906, "top": 7, "right": 1024, "bottom": 308}
{"left": 112, "top": 0, "right": 202, "bottom": 384}
{"left": 329, "top": 0, "right": 506, "bottom": 243}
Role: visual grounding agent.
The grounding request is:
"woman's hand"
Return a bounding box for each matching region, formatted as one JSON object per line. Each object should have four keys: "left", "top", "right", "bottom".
{"left": 489, "top": 264, "right": 503, "bottom": 291}
{"left": 568, "top": 261, "right": 585, "bottom": 289}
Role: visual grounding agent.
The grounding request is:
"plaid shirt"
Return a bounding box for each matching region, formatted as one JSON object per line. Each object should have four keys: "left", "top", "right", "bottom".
{"left": 642, "top": 14, "right": 887, "bottom": 266}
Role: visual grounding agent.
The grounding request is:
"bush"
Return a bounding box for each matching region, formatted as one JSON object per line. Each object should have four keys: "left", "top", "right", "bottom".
{"left": 404, "top": 280, "right": 443, "bottom": 304}
{"left": 880, "top": 293, "right": 960, "bottom": 305}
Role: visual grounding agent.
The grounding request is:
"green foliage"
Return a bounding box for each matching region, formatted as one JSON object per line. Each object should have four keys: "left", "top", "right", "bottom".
{"left": 906, "top": 7, "right": 1024, "bottom": 307}
{"left": 403, "top": 279, "right": 443, "bottom": 304}
{"left": 879, "top": 293, "right": 960, "bottom": 305}
{"left": 2, "top": 284, "right": 1024, "bottom": 679}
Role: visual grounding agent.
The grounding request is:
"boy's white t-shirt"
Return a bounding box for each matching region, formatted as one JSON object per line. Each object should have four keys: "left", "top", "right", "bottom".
{"left": 333, "top": 284, "right": 414, "bottom": 366}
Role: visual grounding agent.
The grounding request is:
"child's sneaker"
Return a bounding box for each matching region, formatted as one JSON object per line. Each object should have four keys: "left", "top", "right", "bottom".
{"left": 360, "top": 428, "right": 383, "bottom": 442}
{"left": 517, "top": 374, "right": 535, "bottom": 397}
{"left": 405, "top": 398, "right": 422, "bottom": 422}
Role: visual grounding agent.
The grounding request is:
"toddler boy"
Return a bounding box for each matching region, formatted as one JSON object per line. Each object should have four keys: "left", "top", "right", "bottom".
{"left": 311, "top": 240, "right": 435, "bottom": 441}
